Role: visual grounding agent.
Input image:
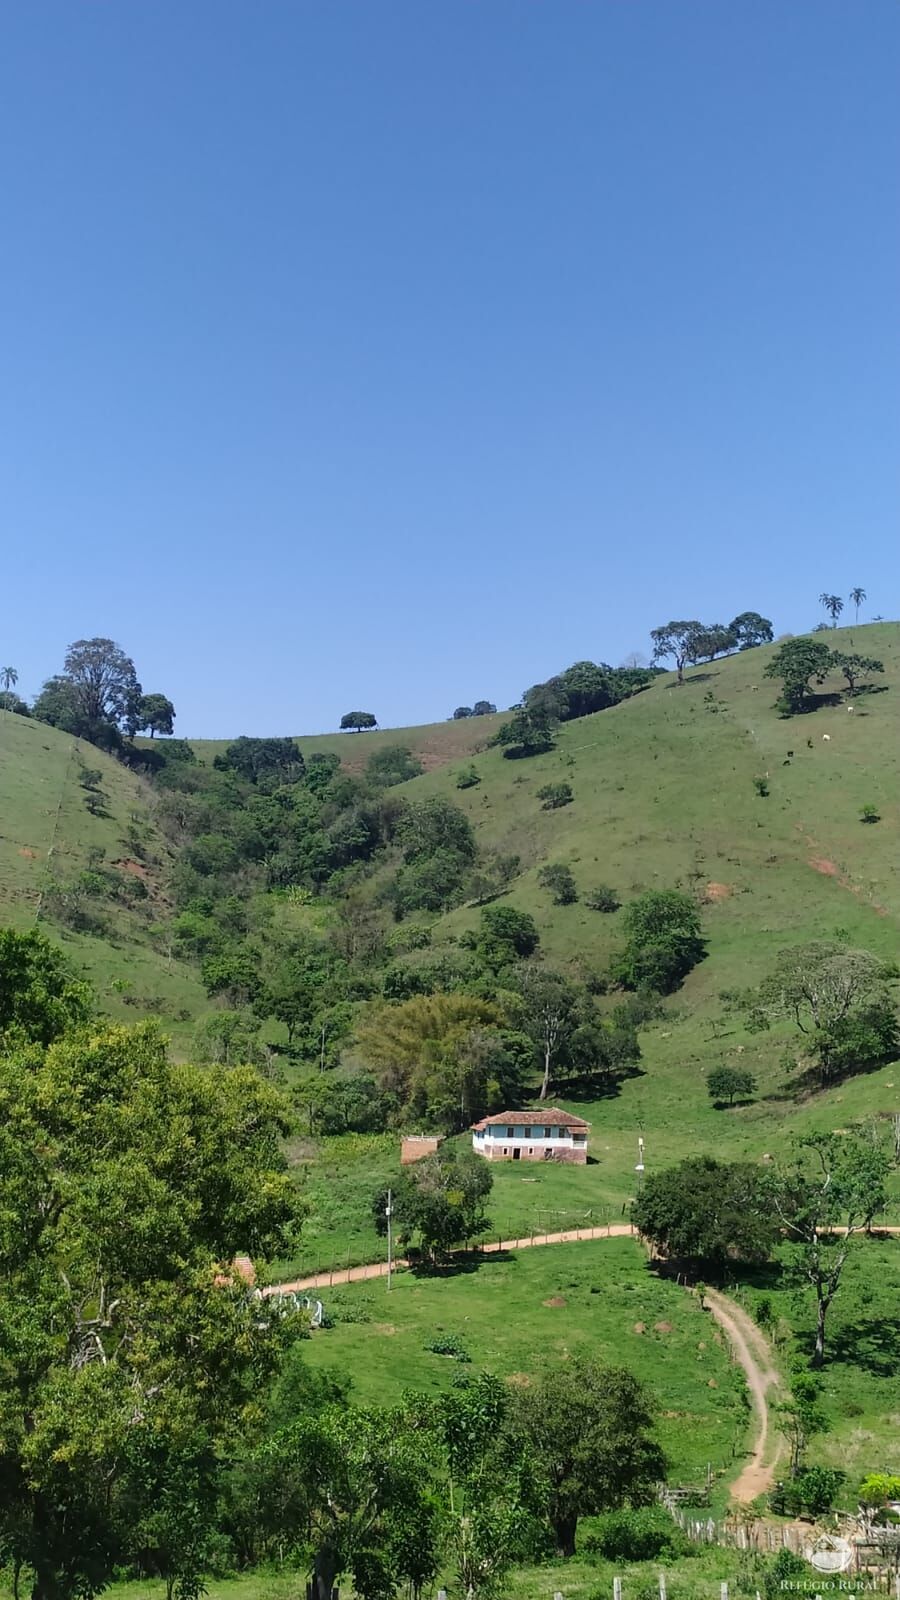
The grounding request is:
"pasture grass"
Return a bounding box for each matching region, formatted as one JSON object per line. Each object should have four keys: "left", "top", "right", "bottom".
{"left": 302, "top": 1238, "right": 749, "bottom": 1497}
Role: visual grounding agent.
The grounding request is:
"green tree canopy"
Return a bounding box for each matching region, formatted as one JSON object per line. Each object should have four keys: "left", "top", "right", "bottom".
{"left": 633, "top": 1156, "right": 775, "bottom": 1269}
{"left": 706, "top": 1064, "right": 756, "bottom": 1105}
{"left": 775, "top": 1133, "right": 890, "bottom": 1365}
{"left": 729, "top": 611, "right": 774, "bottom": 650}
{"left": 649, "top": 621, "right": 704, "bottom": 683}
{"left": 613, "top": 889, "right": 704, "bottom": 994}
{"left": 0, "top": 928, "right": 92, "bottom": 1051}
{"left": 0, "top": 1022, "right": 302, "bottom": 1600}
{"left": 340, "top": 711, "right": 378, "bottom": 731}
{"left": 375, "top": 1146, "right": 493, "bottom": 1258}
{"left": 829, "top": 651, "right": 884, "bottom": 695}
{"left": 512, "top": 1359, "right": 665, "bottom": 1557}
{"left": 137, "top": 693, "right": 176, "bottom": 738}
{"left": 763, "top": 636, "right": 833, "bottom": 712}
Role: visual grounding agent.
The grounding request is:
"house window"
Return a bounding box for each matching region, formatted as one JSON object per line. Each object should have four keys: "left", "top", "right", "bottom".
{"left": 507, "top": 1127, "right": 515, "bottom": 1138}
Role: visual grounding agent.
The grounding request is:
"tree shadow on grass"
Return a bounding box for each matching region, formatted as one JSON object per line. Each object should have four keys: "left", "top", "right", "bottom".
{"left": 819, "top": 1315, "right": 900, "bottom": 1378}
{"left": 409, "top": 1248, "right": 517, "bottom": 1281}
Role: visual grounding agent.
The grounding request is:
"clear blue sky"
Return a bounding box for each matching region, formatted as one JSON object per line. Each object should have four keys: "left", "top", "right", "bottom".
{"left": 2, "top": 3, "right": 898, "bottom": 736}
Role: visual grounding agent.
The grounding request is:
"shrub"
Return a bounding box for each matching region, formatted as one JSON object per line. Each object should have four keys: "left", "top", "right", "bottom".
{"left": 537, "top": 781, "right": 573, "bottom": 810}
{"left": 753, "top": 776, "right": 769, "bottom": 797}
{"left": 537, "top": 863, "right": 578, "bottom": 904}
{"left": 586, "top": 884, "right": 620, "bottom": 912}
{"left": 426, "top": 1332, "right": 471, "bottom": 1361}
{"left": 762, "top": 1548, "right": 809, "bottom": 1599}
{"left": 456, "top": 766, "right": 481, "bottom": 789}
{"left": 779, "top": 1466, "right": 845, "bottom": 1516}
{"left": 583, "top": 1507, "right": 688, "bottom": 1562}
{"left": 861, "top": 803, "right": 880, "bottom": 824}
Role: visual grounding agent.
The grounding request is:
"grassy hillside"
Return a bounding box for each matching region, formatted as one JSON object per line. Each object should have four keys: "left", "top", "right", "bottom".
{"left": 282, "top": 622, "right": 900, "bottom": 1271}
{"left": 416, "top": 620, "right": 900, "bottom": 969}
{"left": 186, "top": 711, "right": 505, "bottom": 775}
{"left": 0, "top": 709, "right": 206, "bottom": 1037}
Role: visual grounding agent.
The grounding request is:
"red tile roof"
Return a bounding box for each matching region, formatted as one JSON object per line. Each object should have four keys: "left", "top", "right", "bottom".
{"left": 471, "top": 1108, "right": 590, "bottom": 1131}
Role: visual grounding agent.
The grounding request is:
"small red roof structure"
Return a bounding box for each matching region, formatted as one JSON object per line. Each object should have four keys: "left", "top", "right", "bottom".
{"left": 470, "top": 1108, "right": 590, "bottom": 1131}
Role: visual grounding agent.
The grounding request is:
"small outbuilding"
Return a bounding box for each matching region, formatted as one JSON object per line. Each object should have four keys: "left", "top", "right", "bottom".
{"left": 471, "top": 1109, "right": 589, "bottom": 1165}
{"left": 401, "top": 1134, "right": 444, "bottom": 1165}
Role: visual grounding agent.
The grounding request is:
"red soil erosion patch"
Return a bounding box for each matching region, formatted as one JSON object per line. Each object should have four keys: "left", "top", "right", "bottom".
{"left": 113, "top": 858, "right": 151, "bottom": 879}
{"left": 809, "top": 857, "right": 838, "bottom": 877}
{"left": 18, "top": 847, "right": 38, "bottom": 860}
{"left": 704, "top": 881, "right": 732, "bottom": 902}
{"left": 543, "top": 1295, "right": 567, "bottom": 1308}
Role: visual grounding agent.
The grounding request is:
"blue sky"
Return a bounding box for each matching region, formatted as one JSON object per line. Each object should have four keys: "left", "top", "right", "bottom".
{"left": 2, "top": 2, "right": 897, "bottom": 736}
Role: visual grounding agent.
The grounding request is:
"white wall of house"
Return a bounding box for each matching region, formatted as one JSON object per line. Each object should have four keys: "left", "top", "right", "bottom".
{"left": 472, "top": 1123, "right": 587, "bottom": 1159}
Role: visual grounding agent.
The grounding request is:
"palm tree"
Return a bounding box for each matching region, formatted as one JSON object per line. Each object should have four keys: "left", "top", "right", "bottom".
{"left": 819, "top": 593, "right": 844, "bottom": 628}
{"left": 849, "top": 586, "right": 866, "bottom": 624}
{"left": 0, "top": 666, "right": 18, "bottom": 700}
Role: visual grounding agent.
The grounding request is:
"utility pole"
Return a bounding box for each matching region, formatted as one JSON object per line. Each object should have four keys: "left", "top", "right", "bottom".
{"left": 386, "top": 1188, "right": 393, "bottom": 1291}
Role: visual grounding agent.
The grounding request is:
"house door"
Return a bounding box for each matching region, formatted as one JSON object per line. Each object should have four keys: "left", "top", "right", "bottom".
{"left": 512, "top": 1147, "right": 521, "bottom": 1160}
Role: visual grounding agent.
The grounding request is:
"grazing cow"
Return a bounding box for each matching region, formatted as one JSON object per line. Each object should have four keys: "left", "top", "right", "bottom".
{"left": 822, "top": 734, "right": 831, "bottom": 741}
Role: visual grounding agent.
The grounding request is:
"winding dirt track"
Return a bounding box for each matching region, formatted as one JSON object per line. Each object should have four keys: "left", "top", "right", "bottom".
{"left": 702, "top": 1288, "right": 782, "bottom": 1503}
{"left": 269, "top": 1223, "right": 637, "bottom": 1294}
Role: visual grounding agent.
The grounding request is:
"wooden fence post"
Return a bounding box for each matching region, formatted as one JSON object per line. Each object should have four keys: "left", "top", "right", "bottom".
{"left": 613, "top": 1577, "right": 622, "bottom": 1600}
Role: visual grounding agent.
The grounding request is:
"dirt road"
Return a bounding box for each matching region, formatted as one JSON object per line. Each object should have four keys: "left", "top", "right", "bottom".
{"left": 266, "top": 1222, "right": 637, "bottom": 1295}
{"left": 703, "top": 1287, "right": 782, "bottom": 1504}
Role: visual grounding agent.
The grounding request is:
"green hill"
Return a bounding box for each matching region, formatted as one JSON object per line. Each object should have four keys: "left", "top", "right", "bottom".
{"left": 0, "top": 710, "right": 206, "bottom": 1035}
{"left": 186, "top": 710, "right": 504, "bottom": 775}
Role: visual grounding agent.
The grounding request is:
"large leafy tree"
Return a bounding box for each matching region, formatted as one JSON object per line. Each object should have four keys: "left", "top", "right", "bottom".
{"left": 251, "top": 1404, "right": 439, "bottom": 1600}
{"left": 493, "top": 704, "right": 558, "bottom": 758}
{"left": 632, "top": 1156, "right": 776, "bottom": 1270}
{"left": 687, "top": 623, "right": 736, "bottom": 663}
{"left": 829, "top": 651, "right": 884, "bottom": 695}
{"left": 426, "top": 1374, "right": 540, "bottom": 1598}
{"left": 0, "top": 928, "right": 92, "bottom": 1050}
{"left": 774, "top": 1133, "right": 890, "bottom": 1365}
{"left": 743, "top": 941, "right": 893, "bottom": 1036}
{"left": 740, "top": 940, "right": 897, "bottom": 1085}
{"left": 729, "top": 611, "right": 774, "bottom": 650}
{"left": 0, "top": 1021, "right": 302, "bottom": 1600}
{"left": 613, "top": 889, "right": 704, "bottom": 994}
{"left": 762, "top": 636, "right": 834, "bottom": 712}
{"left": 340, "top": 711, "right": 378, "bottom": 731}
{"left": 137, "top": 693, "right": 176, "bottom": 738}
{"left": 649, "top": 621, "right": 704, "bottom": 684}
{"left": 512, "top": 1360, "right": 665, "bottom": 1556}
{"left": 357, "top": 991, "right": 507, "bottom": 1123}
{"left": 64, "top": 637, "right": 142, "bottom": 733}
{"left": 374, "top": 1146, "right": 493, "bottom": 1259}
{"left": 514, "top": 966, "right": 581, "bottom": 1100}
{"left": 213, "top": 735, "right": 304, "bottom": 785}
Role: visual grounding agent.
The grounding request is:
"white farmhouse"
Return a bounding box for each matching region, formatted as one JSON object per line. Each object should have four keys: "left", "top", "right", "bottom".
{"left": 471, "top": 1108, "right": 589, "bottom": 1164}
